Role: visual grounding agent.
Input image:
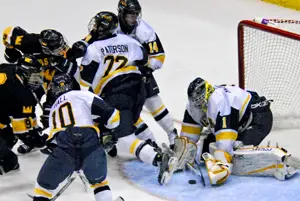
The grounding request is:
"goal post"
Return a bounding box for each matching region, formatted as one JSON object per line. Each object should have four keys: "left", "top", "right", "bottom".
{"left": 237, "top": 19, "right": 300, "bottom": 129}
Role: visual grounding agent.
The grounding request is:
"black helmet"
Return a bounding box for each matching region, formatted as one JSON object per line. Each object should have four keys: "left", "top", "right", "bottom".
{"left": 50, "top": 73, "right": 74, "bottom": 99}
{"left": 39, "top": 29, "right": 69, "bottom": 56}
{"left": 117, "top": 0, "right": 142, "bottom": 32}
{"left": 17, "top": 54, "right": 42, "bottom": 90}
{"left": 187, "top": 77, "right": 214, "bottom": 112}
{"left": 88, "top": 11, "right": 118, "bottom": 39}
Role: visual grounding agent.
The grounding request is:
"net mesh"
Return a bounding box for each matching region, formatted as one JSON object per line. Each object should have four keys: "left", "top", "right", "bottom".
{"left": 239, "top": 19, "right": 300, "bottom": 129}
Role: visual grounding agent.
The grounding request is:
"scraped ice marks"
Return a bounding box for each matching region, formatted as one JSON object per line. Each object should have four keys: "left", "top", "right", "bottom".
{"left": 120, "top": 160, "right": 300, "bottom": 201}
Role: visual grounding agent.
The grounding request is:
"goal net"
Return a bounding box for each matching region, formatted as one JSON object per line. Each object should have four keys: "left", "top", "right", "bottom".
{"left": 238, "top": 19, "right": 300, "bottom": 129}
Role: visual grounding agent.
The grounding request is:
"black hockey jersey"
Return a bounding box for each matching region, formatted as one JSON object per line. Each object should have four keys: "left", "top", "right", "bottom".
{"left": 0, "top": 63, "right": 38, "bottom": 134}
{"left": 2, "top": 26, "right": 79, "bottom": 100}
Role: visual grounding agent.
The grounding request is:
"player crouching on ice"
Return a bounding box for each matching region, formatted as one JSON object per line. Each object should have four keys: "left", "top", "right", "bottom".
{"left": 164, "top": 77, "right": 299, "bottom": 185}
{"left": 33, "top": 74, "right": 123, "bottom": 201}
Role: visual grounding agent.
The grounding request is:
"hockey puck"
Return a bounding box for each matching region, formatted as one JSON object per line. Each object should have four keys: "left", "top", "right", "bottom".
{"left": 188, "top": 179, "right": 197, "bottom": 184}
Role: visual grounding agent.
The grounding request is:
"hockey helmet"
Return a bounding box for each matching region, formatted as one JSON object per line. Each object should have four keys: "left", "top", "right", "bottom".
{"left": 118, "top": 0, "right": 142, "bottom": 32}
{"left": 50, "top": 73, "right": 74, "bottom": 99}
{"left": 17, "top": 54, "right": 43, "bottom": 90}
{"left": 88, "top": 11, "right": 118, "bottom": 39}
{"left": 39, "top": 29, "right": 69, "bottom": 56}
{"left": 187, "top": 77, "right": 215, "bottom": 113}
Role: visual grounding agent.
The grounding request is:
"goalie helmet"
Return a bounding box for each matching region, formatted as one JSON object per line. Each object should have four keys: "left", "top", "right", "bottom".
{"left": 88, "top": 11, "right": 118, "bottom": 39}
{"left": 187, "top": 77, "right": 215, "bottom": 113}
{"left": 39, "top": 29, "right": 69, "bottom": 56}
{"left": 117, "top": 0, "right": 142, "bottom": 33}
{"left": 16, "top": 54, "right": 43, "bottom": 90}
{"left": 50, "top": 73, "right": 74, "bottom": 100}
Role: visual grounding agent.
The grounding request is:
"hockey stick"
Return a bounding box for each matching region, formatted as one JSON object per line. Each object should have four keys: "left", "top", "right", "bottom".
{"left": 186, "top": 161, "right": 206, "bottom": 187}
{"left": 76, "top": 171, "right": 89, "bottom": 192}
{"left": 194, "top": 160, "right": 206, "bottom": 186}
{"left": 27, "top": 173, "right": 77, "bottom": 201}
{"left": 30, "top": 90, "right": 43, "bottom": 110}
{"left": 50, "top": 173, "right": 77, "bottom": 201}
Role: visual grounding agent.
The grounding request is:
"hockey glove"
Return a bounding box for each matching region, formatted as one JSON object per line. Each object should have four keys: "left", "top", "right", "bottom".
{"left": 100, "top": 127, "right": 118, "bottom": 151}
{"left": 202, "top": 150, "right": 232, "bottom": 185}
{"left": 71, "top": 40, "right": 89, "bottom": 58}
{"left": 40, "top": 141, "right": 57, "bottom": 155}
{"left": 40, "top": 102, "right": 52, "bottom": 128}
{"left": 4, "top": 48, "right": 22, "bottom": 63}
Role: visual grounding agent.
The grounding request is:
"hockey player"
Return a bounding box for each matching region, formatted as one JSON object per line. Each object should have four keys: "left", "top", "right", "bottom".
{"left": 33, "top": 74, "right": 122, "bottom": 201}
{"left": 0, "top": 54, "right": 47, "bottom": 158}
{"left": 2, "top": 27, "right": 80, "bottom": 152}
{"left": 168, "top": 77, "right": 300, "bottom": 185}
{"left": 79, "top": 11, "right": 176, "bottom": 185}
{"left": 72, "top": 0, "right": 178, "bottom": 147}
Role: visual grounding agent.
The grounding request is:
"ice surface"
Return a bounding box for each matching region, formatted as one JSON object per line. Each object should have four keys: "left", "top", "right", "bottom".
{"left": 1, "top": 0, "right": 300, "bottom": 200}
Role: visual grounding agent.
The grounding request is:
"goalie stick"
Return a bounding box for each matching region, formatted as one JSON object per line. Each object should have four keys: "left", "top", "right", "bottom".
{"left": 162, "top": 143, "right": 206, "bottom": 186}
{"left": 186, "top": 160, "right": 206, "bottom": 187}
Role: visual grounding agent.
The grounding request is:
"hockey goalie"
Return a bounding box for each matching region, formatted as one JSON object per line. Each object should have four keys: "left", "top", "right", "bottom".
{"left": 162, "top": 77, "right": 299, "bottom": 185}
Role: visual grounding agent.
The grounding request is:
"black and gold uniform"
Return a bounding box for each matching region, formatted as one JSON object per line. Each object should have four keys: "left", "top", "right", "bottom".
{"left": 0, "top": 56, "right": 47, "bottom": 158}
{"left": 2, "top": 27, "right": 80, "bottom": 129}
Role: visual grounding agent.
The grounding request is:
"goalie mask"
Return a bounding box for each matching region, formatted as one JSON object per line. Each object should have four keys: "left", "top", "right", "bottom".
{"left": 17, "top": 54, "right": 43, "bottom": 90}
{"left": 39, "top": 29, "right": 69, "bottom": 57}
{"left": 50, "top": 73, "right": 73, "bottom": 100}
{"left": 118, "top": 0, "right": 142, "bottom": 33}
{"left": 88, "top": 11, "right": 118, "bottom": 39}
{"left": 187, "top": 77, "right": 215, "bottom": 113}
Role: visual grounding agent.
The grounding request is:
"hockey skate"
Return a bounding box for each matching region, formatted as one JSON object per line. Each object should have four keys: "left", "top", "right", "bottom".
{"left": 17, "top": 143, "right": 34, "bottom": 154}
{"left": 158, "top": 144, "right": 178, "bottom": 185}
{"left": 107, "top": 144, "right": 117, "bottom": 157}
{"left": 0, "top": 163, "right": 20, "bottom": 175}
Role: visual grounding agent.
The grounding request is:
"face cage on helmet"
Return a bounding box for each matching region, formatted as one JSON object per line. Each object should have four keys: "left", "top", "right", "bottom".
{"left": 40, "top": 37, "right": 69, "bottom": 56}
{"left": 190, "top": 92, "right": 208, "bottom": 113}
{"left": 27, "top": 72, "right": 43, "bottom": 90}
{"left": 88, "top": 17, "right": 98, "bottom": 33}
{"left": 189, "top": 81, "right": 211, "bottom": 113}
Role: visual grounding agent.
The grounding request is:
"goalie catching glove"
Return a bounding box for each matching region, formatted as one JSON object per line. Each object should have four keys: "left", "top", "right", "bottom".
{"left": 202, "top": 150, "right": 233, "bottom": 185}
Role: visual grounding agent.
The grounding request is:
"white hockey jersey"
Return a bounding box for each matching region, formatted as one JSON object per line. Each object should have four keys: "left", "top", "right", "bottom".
{"left": 117, "top": 19, "right": 165, "bottom": 70}
{"left": 80, "top": 34, "right": 148, "bottom": 96}
{"left": 181, "top": 85, "right": 252, "bottom": 155}
{"left": 48, "top": 90, "right": 120, "bottom": 140}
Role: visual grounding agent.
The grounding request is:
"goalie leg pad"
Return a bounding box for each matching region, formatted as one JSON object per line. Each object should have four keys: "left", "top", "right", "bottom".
{"left": 173, "top": 137, "right": 197, "bottom": 171}
{"left": 232, "top": 146, "right": 297, "bottom": 180}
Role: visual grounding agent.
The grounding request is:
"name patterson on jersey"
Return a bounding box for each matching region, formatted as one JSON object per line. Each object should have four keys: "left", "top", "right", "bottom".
{"left": 100, "top": 45, "right": 129, "bottom": 55}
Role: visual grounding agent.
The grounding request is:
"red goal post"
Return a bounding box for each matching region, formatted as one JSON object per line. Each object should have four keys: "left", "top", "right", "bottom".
{"left": 237, "top": 19, "right": 300, "bottom": 129}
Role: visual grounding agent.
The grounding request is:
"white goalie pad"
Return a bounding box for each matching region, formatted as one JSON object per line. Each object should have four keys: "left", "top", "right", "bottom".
{"left": 173, "top": 137, "right": 197, "bottom": 171}
{"left": 209, "top": 143, "right": 298, "bottom": 180}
